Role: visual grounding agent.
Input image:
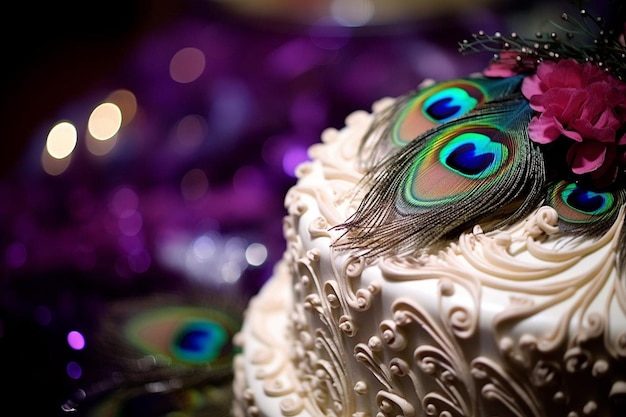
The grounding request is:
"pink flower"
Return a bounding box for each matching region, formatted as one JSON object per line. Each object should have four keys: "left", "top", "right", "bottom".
{"left": 521, "top": 59, "right": 626, "bottom": 184}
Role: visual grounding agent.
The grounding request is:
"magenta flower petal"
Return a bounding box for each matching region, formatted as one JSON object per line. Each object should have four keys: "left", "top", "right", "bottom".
{"left": 566, "top": 141, "right": 607, "bottom": 174}
{"left": 558, "top": 126, "right": 584, "bottom": 142}
{"left": 521, "top": 74, "right": 543, "bottom": 100}
{"left": 528, "top": 114, "right": 562, "bottom": 144}
{"left": 484, "top": 66, "right": 517, "bottom": 77}
{"left": 571, "top": 119, "right": 615, "bottom": 143}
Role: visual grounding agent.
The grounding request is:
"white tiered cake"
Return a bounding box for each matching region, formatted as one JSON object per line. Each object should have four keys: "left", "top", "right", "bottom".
{"left": 232, "top": 13, "right": 626, "bottom": 417}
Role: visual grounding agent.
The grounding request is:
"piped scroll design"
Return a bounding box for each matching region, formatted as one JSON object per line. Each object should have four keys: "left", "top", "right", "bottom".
{"left": 349, "top": 294, "right": 558, "bottom": 417}
{"left": 288, "top": 242, "right": 354, "bottom": 416}
{"left": 359, "top": 215, "right": 626, "bottom": 416}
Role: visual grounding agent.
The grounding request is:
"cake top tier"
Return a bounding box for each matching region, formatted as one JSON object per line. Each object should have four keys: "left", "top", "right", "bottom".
{"left": 331, "top": 8, "right": 626, "bottom": 266}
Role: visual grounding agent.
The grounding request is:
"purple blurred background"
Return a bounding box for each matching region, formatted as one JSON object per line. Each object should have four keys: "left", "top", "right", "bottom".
{"left": 0, "top": 0, "right": 585, "bottom": 415}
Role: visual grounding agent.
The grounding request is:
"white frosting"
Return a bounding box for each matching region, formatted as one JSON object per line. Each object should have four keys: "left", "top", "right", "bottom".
{"left": 233, "top": 97, "right": 626, "bottom": 417}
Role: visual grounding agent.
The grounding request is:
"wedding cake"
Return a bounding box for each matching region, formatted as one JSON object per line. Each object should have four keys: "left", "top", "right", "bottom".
{"left": 232, "top": 9, "right": 626, "bottom": 417}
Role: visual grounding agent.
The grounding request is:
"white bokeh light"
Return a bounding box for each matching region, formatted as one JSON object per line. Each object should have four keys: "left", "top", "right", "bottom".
{"left": 88, "top": 102, "right": 122, "bottom": 141}
{"left": 245, "top": 242, "right": 268, "bottom": 266}
{"left": 46, "top": 121, "right": 78, "bottom": 159}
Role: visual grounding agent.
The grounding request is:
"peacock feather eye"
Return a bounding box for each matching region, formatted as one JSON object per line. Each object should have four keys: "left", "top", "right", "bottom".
{"left": 403, "top": 125, "right": 511, "bottom": 209}
{"left": 548, "top": 181, "right": 616, "bottom": 224}
{"left": 170, "top": 318, "right": 228, "bottom": 364}
{"left": 123, "top": 306, "right": 239, "bottom": 367}
{"left": 66, "top": 296, "right": 243, "bottom": 417}
{"left": 389, "top": 76, "right": 523, "bottom": 148}
{"left": 439, "top": 132, "right": 508, "bottom": 179}
{"left": 423, "top": 86, "right": 480, "bottom": 123}
{"left": 392, "top": 80, "right": 486, "bottom": 146}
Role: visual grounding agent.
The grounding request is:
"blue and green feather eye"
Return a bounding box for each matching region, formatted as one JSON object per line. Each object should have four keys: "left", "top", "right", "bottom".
{"left": 422, "top": 86, "right": 480, "bottom": 122}
{"left": 390, "top": 76, "right": 523, "bottom": 147}
{"left": 94, "top": 296, "right": 243, "bottom": 378}
{"left": 392, "top": 80, "right": 486, "bottom": 146}
{"left": 402, "top": 126, "right": 513, "bottom": 210}
{"left": 547, "top": 181, "right": 621, "bottom": 227}
{"left": 439, "top": 131, "right": 508, "bottom": 179}
{"left": 122, "top": 305, "right": 239, "bottom": 367}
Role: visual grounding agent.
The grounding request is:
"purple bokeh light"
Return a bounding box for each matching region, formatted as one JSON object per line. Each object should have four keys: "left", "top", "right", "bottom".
{"left": 67, "top": 330, "right": 85, "bottom": 350}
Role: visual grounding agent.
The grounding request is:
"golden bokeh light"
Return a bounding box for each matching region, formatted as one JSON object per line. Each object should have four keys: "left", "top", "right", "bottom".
{"left": 106, "top": 89, "right": 137, "bottom": 127}
{"left": 45, "top": 121, "right": 78, "bottom": 160}
{"left": 41, "top": 147, "right": 72, "bottom": 176}
{"left": 88, "top": 102, "right": 123, "bottom": 141}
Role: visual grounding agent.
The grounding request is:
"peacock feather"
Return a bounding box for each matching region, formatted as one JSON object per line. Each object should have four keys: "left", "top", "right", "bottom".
{"left": 359, "top": 76, "right": 524, "bottom": 166}
{"left": 546, "top": 181, "right": 626, "bottom": 236}
{"left": 545, "top": 180, "right": 626, "bottom": 273}
{"left": 63, "top": 293, "right": 243, "bottom": 417}
{"left": 335, "top": 73, "right": 626, "bottom": 275}
{"left": 335, "top": 92, "right": 546, "bottom": 259}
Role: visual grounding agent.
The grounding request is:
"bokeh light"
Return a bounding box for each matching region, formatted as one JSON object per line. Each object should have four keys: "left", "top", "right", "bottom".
{"left": 282, "top": 146, "right": 310, "bottom": 177}
{"left": 171, "top": 114, "right": 208, "bottom": 154}
{"left": 118, "top": 210, "right": 143, "bottom": 237}
{"left": 86, "top": 130, "right": 118, "bottom": 156}
{"left": 42, "top": 142, "right": 72, "bottom": 175}
{"left": 45, "top": 121, "right": 77, "bottom": 159}
{"left": 88, "top": 102, "right": 123, "bottom": 141}
{"left": 66, "top": 361, "right": 82, "bottom": 379}
{"left": 109, "top": 186, "right": 139, "bottom": 217}
{"left": 67, "top": 330, "right": 85, "bottom": 350}
{"left": 330, "top": 0, "right": 375, "bottom": 26}
{"left": 245, "top": 243, "right": 268, "bottom": 266}
{"left": 170, "top": 47, "right": 206, "bottom": 83}
{"left": 106, "top": 89, "right": 137, "bottom": 127}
